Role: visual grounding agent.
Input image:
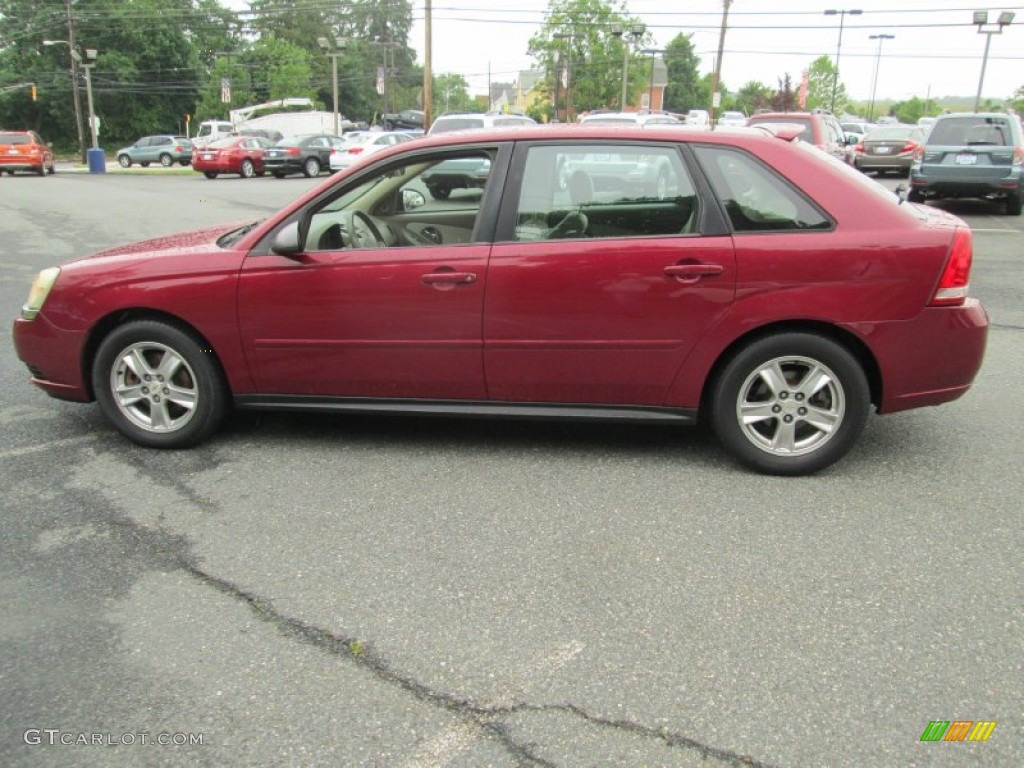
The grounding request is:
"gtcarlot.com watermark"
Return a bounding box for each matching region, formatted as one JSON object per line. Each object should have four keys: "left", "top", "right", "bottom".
{"left": 24, "top": 729, "right": 204, "bottom": 747}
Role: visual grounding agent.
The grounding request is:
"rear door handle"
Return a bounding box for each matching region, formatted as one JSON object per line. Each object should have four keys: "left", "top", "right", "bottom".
{"left": 663, "top": 263, "right": 724, "bottom": 280}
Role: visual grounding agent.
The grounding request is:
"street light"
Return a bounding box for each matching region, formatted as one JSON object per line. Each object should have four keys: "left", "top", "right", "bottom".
{"left": 317, "top": 36, "right": 346, "bottom": 135}
{"left": 824, "top": 9, "right": 862, "bottom": 113}
{"left": 42, "top": 39, "right": 85, "bottom": 163}
{"left": 553, "top": 32, "right": 573, "bottom": 122}
{"left": 639, "top": 49, "right": 665, "bottom": 111}
{"left": 611, "top": 23, "right": 645, "bottom": 110}
{"left": 867, "top": 33, "right": 894, "bottom": 122}
{"left": 972, "top": 11, "right": 1015, "bottom": 111}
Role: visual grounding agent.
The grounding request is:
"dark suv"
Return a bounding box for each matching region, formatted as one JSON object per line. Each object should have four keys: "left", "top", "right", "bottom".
{"left": 908, "top": 112, "right": 1023, "bottom": 215}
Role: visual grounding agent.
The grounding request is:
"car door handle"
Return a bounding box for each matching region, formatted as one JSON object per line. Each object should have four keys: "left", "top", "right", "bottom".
{"left": 663, "top": 263, "right": 724, "bottom": 280}
{"left": 422, "top": 271, "right": 477, "bottom": 286}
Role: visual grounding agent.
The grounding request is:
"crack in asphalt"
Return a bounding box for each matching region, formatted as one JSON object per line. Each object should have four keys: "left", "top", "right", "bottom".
{"left": 172, "top": 552, "right": 774, "bottom": 768}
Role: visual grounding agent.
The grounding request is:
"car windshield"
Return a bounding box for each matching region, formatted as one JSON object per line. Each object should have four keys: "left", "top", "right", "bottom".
{"left": 0, "top": 133, "right": 30, "bottom": 144}
{"left": 432, "top": 118, "right": 485, "bottom": 133}
{"left": 866, "top": 125, "right": 916, "bottom": 140}
{"left": 207, "top": 137, "right": 240, "bottom": 149}
{"left": 928, "top": 117, "right": 1012, "bottom": 146}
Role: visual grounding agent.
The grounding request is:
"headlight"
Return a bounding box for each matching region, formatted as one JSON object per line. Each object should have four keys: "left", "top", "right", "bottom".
{"left": 21, "top": 267, "right": 61, "bottom": 321}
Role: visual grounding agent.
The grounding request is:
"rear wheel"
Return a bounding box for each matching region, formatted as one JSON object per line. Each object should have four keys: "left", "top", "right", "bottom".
{"left": 92, "top": 320, "right": 228, "bottom": 448}
{"left": 710, "top": 333, "right": 870, "bottom": 476}
{"left": 906, "top": 187, "right": 923, "bottom": 203}
{"left": 203, "top": 172, "right": 218, "bottom": 179}
{"left": 159, "top": 153, "right": 173, "bottom": 167}
{"left": 303, "top": 157, "right": 321, "bottom": 178}
{"left": 118, "top": 155, "right": 132, "bottom": 168}
{"left": 272, "top": 171, "right": 286, "bottom": 179}
{"left": 1006, "top": 192, "right": 1022, "bottom": 216}
{"left": 240, "top": 159, "right": 255, "bottom": 178}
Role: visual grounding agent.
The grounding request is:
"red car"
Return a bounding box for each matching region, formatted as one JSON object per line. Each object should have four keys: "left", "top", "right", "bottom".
{"left": 13, "top": 125, "right": 988, "bottom": 475}
{"left": 0, "top": 130, "right": 56, "bottom": 176}
{"left": 746, "top": 111, "right": 851, "bottom": 164}
{"left": 191, "top": 135, "right": 275, "bottom": 179}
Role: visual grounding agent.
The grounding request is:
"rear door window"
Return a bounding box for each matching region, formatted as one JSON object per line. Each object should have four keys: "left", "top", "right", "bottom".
{"left": 512, "top": 143, "right": 700, "bottom": 241}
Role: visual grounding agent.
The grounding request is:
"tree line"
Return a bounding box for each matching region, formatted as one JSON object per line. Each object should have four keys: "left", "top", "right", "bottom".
{"left": 2, "top": 0, "right": 1021, "bottom": 154}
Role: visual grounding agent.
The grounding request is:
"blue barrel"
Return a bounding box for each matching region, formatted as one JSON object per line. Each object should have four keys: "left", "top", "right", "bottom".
{"left": 87, "top": 148, "right": 106, "bottom": 174}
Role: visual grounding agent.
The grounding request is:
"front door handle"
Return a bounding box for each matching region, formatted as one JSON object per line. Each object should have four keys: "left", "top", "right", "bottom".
{"left": 422, "top": 271, "right": 477, "bottom": 286}
{"left": 663, "top": 263, "right": 724, "bottom": 281}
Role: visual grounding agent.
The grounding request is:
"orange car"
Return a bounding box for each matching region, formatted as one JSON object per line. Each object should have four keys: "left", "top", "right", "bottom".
{"left": 0, "top": 130, "right": 56, "bottom": 176}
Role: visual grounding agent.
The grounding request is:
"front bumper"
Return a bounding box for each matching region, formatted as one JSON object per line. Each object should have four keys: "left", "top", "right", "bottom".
{"left": 12, "top": 315, "right": 90, "bottom": 402}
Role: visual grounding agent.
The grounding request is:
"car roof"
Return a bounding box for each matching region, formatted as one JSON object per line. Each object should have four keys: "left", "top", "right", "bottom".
{"left": 395, "top": 123, "right": 803, "bottom": 152}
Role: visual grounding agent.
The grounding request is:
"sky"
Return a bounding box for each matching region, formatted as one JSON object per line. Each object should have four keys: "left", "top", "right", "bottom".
{"left": 407, "top": 0, "right": 1024, "bottom": 103}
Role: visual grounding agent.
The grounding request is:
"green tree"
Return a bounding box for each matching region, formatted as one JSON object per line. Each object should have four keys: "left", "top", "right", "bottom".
{"left": 662, "top": 33, "right": 703, "bottom": 113}
{"left": 732, "top": 80, "right": 773, "bottom": 114}
{"left": 528, "top": 0, "right": 646, "bottom": 118}
{"left": 1010, "top": 84, "right": 1024, "bottom": 115}
{"left": 804, "top": 55, "right": 846, "bottom": 111}
{"left": 432, "top": 73, "right": 473, "bottom": 115}
{"left": 891, "top": 96, "right": 927, "bottom": 124}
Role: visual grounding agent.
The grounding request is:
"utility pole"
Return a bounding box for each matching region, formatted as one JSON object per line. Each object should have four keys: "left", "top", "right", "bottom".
{"left": 65, "top": 0, "right": 86, "bottom": 164}
{"left": 423, "top": 0, "right": 432, "bottom": 129}
{"left": 709, "top": 0, "right": 733, "bottom": 125}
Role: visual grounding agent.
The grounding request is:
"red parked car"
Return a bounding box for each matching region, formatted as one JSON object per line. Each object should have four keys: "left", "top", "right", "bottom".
{"left": 191, "top": 135, "right": 276, "bottom": 179}
{"left": 0, "top": 130, "right": 56, "bottom": 176}
{"left": 12, "top": 125, "right": 988, "bottom": 475}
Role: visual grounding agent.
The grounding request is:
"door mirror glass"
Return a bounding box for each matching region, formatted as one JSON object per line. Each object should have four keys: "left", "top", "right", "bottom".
{"left": 271, "top": 221, "right": 304, "bottom": 256}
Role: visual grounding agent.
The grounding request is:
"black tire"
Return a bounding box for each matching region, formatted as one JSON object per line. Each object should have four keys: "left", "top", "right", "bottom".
{"left": 118, "top": 155, "right": 132, "bottom": 168}
{"left": 141, "top": 161, "right": 150, "bottom": 168}
{"left": 203, "top": 172, "right": 218, "bottom": 179}
{"left": 240, "top": 159, "right": 255, "bottom": 179}
{"left": 92, "top": 320, "right": 228, "bottom": 448}
{"left": 179, "top": 159, "right": 190, "bottom": 166}
{"left": 710, "top": 333, "right": 870, "bottom": 476}
{"left": 906, "top": 187, "right": 923, "bottom": 203}
{"left": 272, "top": 171, "right": 286, "bottom": 179}
{"left": 1006, "top": 192, "right": 1022, "bottom": 216}
{"left": 36, "top": 163, "right": 45, "bottom": 177}
{"left": 159, "top": 153, "right": 173, "bottom": 167}
{"left": 428, "top": 184, "right": 450, "bottom": 200}
{"left": 303, "top": 157, "right": 321, "bottom": 178}
{"left": 47, "top": 161, "right": 56, "bottom": 175}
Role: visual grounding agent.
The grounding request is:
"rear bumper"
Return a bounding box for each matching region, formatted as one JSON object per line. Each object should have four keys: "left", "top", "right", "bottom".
{"left": 911, "top": 167, "right": 1021, "bottom": 198}
{"left": 862, "top": 299, "right": 988, "bottom": 413}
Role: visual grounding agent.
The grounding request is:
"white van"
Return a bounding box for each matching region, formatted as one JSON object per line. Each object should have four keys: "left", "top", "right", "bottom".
{"left": 192, "top": 120, "right": 234, "bottom": 148}
{"left": 427, "top": 112, "right": 536, "bottom": 136}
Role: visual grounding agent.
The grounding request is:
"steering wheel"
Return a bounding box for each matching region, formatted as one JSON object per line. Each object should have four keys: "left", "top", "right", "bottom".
{"left": 343, "top": 211, "right": 386, "bottom": 249}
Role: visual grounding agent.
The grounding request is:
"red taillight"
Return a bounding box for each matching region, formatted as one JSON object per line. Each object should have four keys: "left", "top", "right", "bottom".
{"left": 347, "top": 147, "right": 364, "bottom": 154}
{"left": 930, "top": 228, "right": 972, "bottom": 307}
{"left": 1013, "top": 146, "right": 1023, "bottom": 166}
{"left": 287, "top": 147, "right": 300, "bottom": 155}
{"left": 854, "top": 141, "right": 864, "bottom": 154}
{"left": 902, "top": 141, "right": 919, "bottom": 154}
{"left": 175, "top": 145, "right": 184, "bottom": 152}
{"left": 913, "top": 145, "right": 925, "bottom": 162}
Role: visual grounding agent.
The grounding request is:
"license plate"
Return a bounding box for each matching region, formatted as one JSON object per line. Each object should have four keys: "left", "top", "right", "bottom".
{"left": 956, "top": 154, "right": 977, "bottom": 165}
{"left": 203, "top": 153, "right": 213, "bottom": 160}
{"left": 875, "top": 146, "right": 892, "bottom": 154}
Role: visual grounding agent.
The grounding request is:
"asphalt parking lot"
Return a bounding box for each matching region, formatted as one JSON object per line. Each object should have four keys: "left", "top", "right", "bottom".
{"left": 1, "top": 169, "right": 1021, "bottom": 767}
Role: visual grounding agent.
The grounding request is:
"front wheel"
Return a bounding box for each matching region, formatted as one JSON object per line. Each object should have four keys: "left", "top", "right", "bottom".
{"left": 159, "top": 153, "right": 173, "bottom": 167}
{"left": 710, "top": 333, "right": 870, "bottom": 476}
{"left": 92, "top": 320, "right": 228, "bottom": 448}
{"left": 118, "top": 155, "right": 132, "bottom": 168}
{"left": 203, "top": 172, "right": 218, "bottom": 179}
{"left": 303, "top": 157, "right": 321, "bottom": 178}
{"left": 240, "top": 159, "right": 255, "bottom": 178}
